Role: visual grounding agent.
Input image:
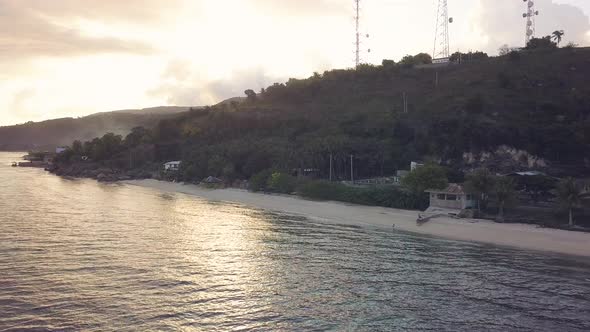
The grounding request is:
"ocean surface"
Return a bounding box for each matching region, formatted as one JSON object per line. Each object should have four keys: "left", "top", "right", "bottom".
{"left": 1, "top": 152, "right": 590, "bottom": 331}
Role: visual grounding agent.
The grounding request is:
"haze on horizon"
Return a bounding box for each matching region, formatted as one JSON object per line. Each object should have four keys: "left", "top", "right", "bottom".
{"left": 1, "top": 0, "right": 589, "bottom": 126}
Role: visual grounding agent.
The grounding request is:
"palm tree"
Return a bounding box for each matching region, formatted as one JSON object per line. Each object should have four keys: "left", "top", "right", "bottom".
{"left": 552, "top": 30, "right": 565, "bottom": 46}
{"left": 557, "top": 178, "right": 581, "bottom": 226}
{"left": 494, "top": 177, "right": 516, "bottom": 222}
{"left": 465, "top": 168, "right": 495, "bottom": 212}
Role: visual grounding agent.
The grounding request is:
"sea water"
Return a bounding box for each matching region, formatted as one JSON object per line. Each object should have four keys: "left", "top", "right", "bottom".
{"left": 0, "top": 152, "right": 589, "bottom": 331}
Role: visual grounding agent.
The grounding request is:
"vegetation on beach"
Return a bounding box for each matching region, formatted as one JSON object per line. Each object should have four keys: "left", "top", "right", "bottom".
{"left": 557, "top": 178, "right": 582, "bottom": 226}
{"left": 401, "top": 164, "right": 448, "bottom": 194}
{"left": 49, "top": 42, "right": 590, "bottom": 226}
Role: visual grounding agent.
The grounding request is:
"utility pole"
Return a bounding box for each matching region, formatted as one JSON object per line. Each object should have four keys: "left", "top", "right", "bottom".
{"left": 329, "top": 153, "right": 333, "bottom": 181}
{"left": 350, "top": 154, "right": 354, "bottom": 183}
{"left": 402, "top": 92, "right": 408, "bottom": 113}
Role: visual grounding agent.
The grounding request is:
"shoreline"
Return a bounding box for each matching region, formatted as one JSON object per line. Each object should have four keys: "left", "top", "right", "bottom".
{"left": 126, "top": 179, "right": 590, "bottom": 258}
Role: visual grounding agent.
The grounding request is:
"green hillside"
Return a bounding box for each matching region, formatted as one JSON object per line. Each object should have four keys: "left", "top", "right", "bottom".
{"left": 0, "top": 106, "right": 190, "bottom": 151}
{"left": 56, "top": 47, "right": 590, "bottom": 181}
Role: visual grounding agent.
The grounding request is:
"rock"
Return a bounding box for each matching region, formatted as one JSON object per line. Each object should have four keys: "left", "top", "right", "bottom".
{"left": 458, "top": 209, "right": 475, "bottom": 219}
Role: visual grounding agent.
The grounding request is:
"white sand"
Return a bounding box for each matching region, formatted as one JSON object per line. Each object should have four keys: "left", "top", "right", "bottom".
{"left": 125, "top": 179, "right": 590, "bottom": 258}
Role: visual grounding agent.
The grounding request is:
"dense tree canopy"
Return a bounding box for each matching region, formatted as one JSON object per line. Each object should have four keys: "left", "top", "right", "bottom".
{"left": 57, "top": 47, "right": 590, "bottom": 184}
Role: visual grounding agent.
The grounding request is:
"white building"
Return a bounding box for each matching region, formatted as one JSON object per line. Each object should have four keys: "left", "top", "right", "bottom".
{"left": 56, "top": 147, "right": 67, "bottom": 154}
{"left": 164, "top": 161, "right": 181, "bottom": 172}
{"left": 410, "top": 161, "right": 424, "bottom": 171}
{"left": 425, "top": 184, "right": 477, "bottom": 210}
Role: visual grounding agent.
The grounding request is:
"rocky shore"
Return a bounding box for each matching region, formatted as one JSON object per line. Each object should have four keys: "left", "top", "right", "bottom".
{"left": 47, "top": 163, "right": 155, "bottom": 182}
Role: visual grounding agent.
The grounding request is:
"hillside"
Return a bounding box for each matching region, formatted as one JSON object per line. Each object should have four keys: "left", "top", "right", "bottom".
{"left": 0, "top": 106, "right": 191, "bottom": 151}
{"left": 55, "top": 47, "right": 590, "bottom": 181}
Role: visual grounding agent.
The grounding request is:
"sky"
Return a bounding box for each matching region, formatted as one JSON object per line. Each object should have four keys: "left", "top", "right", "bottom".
{"left": 1, "top": 0, "right": 589, "bottom": 126}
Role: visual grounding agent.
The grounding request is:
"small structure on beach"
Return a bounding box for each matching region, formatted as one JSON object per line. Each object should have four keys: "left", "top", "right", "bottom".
{"left": 163, "top": 161, "right": 181, "bottom": 172}
{"left": 425, "top": 183, "right": 476, "bottom": 210}
{"left": 202, "top": 176, "right": 223, "bottom": 184}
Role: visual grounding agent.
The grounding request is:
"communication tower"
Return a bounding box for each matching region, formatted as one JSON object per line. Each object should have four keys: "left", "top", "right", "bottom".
{"left": 433, "top": 0, "right": 452, "bottom": 59}
{"left": 522, "top": 0, "right": 539, "bottom": 45}
{"left": 354, "top": 0, "right": 370, "bottom": 67}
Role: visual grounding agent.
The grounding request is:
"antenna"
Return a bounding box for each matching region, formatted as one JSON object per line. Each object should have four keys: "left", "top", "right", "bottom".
{"left": 433, "top": 0, "right": 451, "bottom": 60}
{"left": 522, "top": 0, "right": 539, "bottom": 46}
{"left": 354, "top": 0, "right": 370, "bottom": 68}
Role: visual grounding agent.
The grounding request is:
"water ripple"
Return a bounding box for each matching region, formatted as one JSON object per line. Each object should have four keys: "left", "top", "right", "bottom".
{"left": 1, "top": 152, "right": 590, "bottom": 331}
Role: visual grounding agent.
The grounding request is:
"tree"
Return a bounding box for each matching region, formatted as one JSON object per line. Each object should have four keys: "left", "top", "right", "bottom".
{"left": 493, "top": 177, "right": 516, "bottom": 222}
{"left": 382, "top": 59, "right": 395, "bottom": 68}
{"left": 402, "top": 164, "right": 448, "bottom": 194}
{"left": 413, "top": 53, "right": 433, "bottom": 65}
{"left": 124, "top": 126, "right": 152, "bottom": 148}
{"left": 244, "top": 89, "right": 257, "bottom": 101}
{"left": 249, "top": 169, "right": 273, "bottom": 192}
{"left": 557, "top": 178, "right": 581, "bottom": 226}
{"left": 520, "top": 175, "right": 556, "bottom": 205}
{"left": 499, "top": 44, "right": 513, "bottom": 56}
{"left": 399, "top": 53, "right": 432, "bottom": 67}
{"left": 450, "top": 51, "right": 488, "bottom": 63}
{"left": 508, "top": 50, "right": 521, "bottom": 61}
{"left": 399, "top": 55, "right": 415, "bottom": 67}
{"left": 465, "top": 168, "right": 495, "bottom": 211}
{"left": 71, "top": 140, "right": 83, "bottom": 155}
{"left": 551, "top": 30, "right": 565, "bottom": 46}
{"left": 267, "top": 172, "right": 297, "bottom": 194}
{"left": 526, "top": 36, "right": 557, "bottom": 50}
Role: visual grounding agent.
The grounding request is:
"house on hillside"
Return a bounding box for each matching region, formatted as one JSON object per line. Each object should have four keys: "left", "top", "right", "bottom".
{"left": 163, "top": 161, "right": 181, "bottom": 172}
{"left": 410, "top": 161, "right": 424, "bottom": 171}
{"left": 578, "top": 179, "right": 590, "bottom": 201}
{"left": 425, "top": 184, "right": 477, "bottom": 210}
{"left": 292, "top": 168, "right": 320, "bottom": 179}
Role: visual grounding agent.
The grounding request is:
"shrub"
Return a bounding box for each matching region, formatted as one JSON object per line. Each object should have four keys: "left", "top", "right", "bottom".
{"left": 267, "top": 172, "right": 297, "bottom": 194}
{"left": 508, "top": 51, "right": 521, "bottom": 62}
{"left": 402, "top": 164, "right": 448, "bottom": 194}
{"left": 249, "top": 169, "right": 274, "bottom": 192}
{"left": 497, "top": 72, "right": 512, "bottom": 89}
{"left": 297, "top": 181, "right": 429, "bottom": 210}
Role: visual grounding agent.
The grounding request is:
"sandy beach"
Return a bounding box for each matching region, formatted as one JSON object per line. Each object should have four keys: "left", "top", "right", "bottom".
{"left": 125, "top": 179, "right": 590, "bottom": 258}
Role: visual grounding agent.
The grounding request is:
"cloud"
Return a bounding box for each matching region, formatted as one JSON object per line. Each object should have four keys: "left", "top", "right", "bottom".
{"left": 249, "top": 0, "right": 349, "bottom": 17}
{"left": 149, "top": 63, "right": 282, "bottom": 106}
{"left": 1, "top": 0, "right": 185, "bottom": 24}
{"left": 0, "top": 0, "right": 167, "bottom": 59}
{"left": 474, "top": 0, "right": 590, "bottom": 51}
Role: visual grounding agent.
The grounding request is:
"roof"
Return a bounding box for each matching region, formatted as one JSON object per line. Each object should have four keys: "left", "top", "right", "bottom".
{"left": 164, "top": 161, "right": 181, "bottom": 165}
{"left": 203, "top": 176, "right": 222, "bottom": 183}
{"left": 425, "top": 183, "right": 469, "bottom": 195}
{"left": 504, "top": 171, "right": 547, "bottom": 177}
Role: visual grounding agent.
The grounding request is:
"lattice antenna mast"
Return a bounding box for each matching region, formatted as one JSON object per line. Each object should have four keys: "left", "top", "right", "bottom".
{"left": 523, "top": 0, "right": 539, "bottom": 46}
{"left": 355, "top": 0, "right": 361, "bottom": 67}
{"left": 433, "top": 0, "right": 450, "bottom": 59}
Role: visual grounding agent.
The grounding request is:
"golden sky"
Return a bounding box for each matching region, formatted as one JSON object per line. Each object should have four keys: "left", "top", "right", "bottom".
{"left": 1, "top": 0, "right": 589, "bottom": 126}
